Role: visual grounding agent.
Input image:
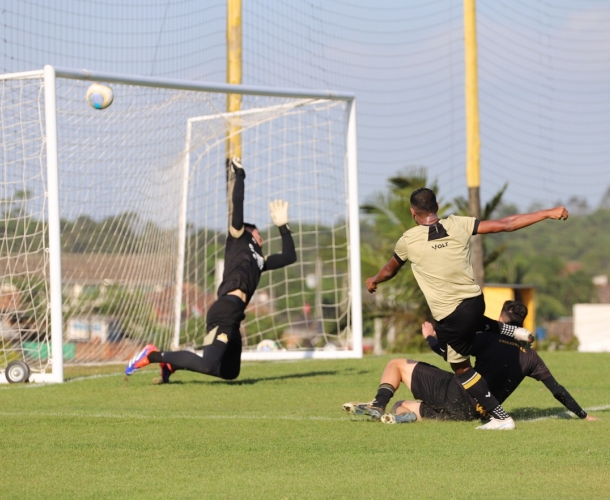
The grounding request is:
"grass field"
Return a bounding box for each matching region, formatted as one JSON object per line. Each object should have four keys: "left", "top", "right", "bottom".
{"left": 1, "top": 351, "right": 609, "bottom": 499}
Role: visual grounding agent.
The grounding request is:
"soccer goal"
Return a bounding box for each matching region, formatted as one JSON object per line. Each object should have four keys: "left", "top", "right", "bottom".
{"left": 0, "top": 65, "right": 362, "bottom": 383}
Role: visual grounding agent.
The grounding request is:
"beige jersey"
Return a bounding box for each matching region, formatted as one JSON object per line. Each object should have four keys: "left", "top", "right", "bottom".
{"left": 394, "top": 215, "right": 481, "bottom": 320}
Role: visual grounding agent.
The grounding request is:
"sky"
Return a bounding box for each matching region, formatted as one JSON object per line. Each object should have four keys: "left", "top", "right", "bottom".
{"left": 2, "top": 0, "right": 609, "bottom": 213}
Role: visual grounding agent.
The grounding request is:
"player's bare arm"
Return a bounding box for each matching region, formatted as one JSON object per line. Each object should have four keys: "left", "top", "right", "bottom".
{"left": 477, "top": 206, "right": 568, "bottom": 234}
{"left": 366, "top": 256, "right": 403, "bottom": 293}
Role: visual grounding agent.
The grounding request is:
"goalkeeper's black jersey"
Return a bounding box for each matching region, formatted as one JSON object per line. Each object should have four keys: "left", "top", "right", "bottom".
{"left": 471, "top": 334, "right": 551, "bottom": 404}
{"left": 216, "top": 231, "right": 266, "bottom": 306}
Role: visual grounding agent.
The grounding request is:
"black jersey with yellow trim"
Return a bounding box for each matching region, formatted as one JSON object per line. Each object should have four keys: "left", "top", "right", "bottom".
{"left": 470, "top": 333, "right": 551, "bottom": 404}
{"left": 427, "top": 331, "right": 588, "bottom": 417}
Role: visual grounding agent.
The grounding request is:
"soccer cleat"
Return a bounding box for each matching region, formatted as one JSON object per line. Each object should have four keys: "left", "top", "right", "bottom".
{"left": 513, "top": 327, "right": 535, "bottom": 344}
{"left": 125, "top": 344, "right": 158, "bottom": 376}
{"left": 342, "top": 402, "right": 384, "bottom": 421}
{"left": 159, "top": 362, "right": 174, "bottom": 383}
{"left": 381, "top": 412, "right": 417, "bottom": 424}
{"left": 476, "top": 417, "right": 516, "bottom": 430}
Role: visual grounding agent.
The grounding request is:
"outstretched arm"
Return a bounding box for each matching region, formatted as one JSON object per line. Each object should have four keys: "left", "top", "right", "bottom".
{"left": 265, "top": 199, "right": 297, "bottom": 270}
{"left": 228, "top": 157, "right": 246, "bottom": 237}
{"left": 477, "top": 206, "right": 568, "bottom": 234}
{"left": 542, "top": 375, "right": 597, "bottom": 420}
{"left": 365, "top": 256, "right": 404, "bottom": 293}
{"left": 478, "top": 316, "right": 536, "bottom": 343}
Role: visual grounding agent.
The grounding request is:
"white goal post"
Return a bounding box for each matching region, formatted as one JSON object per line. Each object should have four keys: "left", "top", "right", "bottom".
{"left": 0, "top": 65, "right": 362, "bottom": 383}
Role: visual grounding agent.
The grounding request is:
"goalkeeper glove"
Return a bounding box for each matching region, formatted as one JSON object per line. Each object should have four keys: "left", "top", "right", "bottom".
{"left": 269, "top": 199, "right": 289, "bottom": 227}
{"left": 227, "top": 157, "right": 245, "bottom": 178}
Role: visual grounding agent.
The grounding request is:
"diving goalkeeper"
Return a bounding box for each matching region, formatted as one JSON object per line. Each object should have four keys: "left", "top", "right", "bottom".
{"left": 125, "top": 157, "right": 297, "bottom": 382}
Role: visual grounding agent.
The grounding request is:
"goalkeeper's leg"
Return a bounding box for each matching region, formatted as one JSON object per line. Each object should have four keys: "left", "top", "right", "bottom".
{"left": 149, "top": 327, "right": 241, "bottom": 381}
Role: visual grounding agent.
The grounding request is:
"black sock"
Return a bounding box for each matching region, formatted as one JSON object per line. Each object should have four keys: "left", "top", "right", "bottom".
{"left": 148, "top": 351, "right": 163, "bottom": 363}
{"left": 372, "top": 383, "right": 395, "bottom": 410}
{"left": 457, "top": 368, "right": 509, "bottom": 419}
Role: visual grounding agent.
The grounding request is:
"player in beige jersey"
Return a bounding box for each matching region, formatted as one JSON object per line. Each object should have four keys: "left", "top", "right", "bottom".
{"left": 362, "top": 187, "right": 568, "bottom": 430}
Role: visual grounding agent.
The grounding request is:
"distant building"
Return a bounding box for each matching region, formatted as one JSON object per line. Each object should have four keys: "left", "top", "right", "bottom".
{"left": 593, "top": 275, "right": 610, "bottom": 304}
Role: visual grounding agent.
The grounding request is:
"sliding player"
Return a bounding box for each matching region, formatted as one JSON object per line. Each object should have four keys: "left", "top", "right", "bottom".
{"left": 365, "top": 187, "right": 568, "bottom": 429}
{"left": 125, "top": 157, "right": 297, "bottom": 382}
{"left": 344, "top": 301, "right": 597, "bottom": 426}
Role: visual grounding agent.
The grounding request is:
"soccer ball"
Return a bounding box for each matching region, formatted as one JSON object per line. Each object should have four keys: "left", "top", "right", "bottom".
{"left": 86, "top": 83, "right": 114, "bottom": 110}
{"left": 256, "top": 339, "right": 279, "bottom": 352}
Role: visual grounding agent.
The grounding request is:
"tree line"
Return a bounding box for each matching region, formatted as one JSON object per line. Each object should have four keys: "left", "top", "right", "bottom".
{"left": 3, "top": 180, "right": 605, "bottom": 352}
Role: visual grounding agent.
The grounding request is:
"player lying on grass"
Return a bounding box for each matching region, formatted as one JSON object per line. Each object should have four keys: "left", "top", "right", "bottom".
{"left": 125, "top": 157, "right": 297, "bottom": 382}
{"left": 344, "top": 300, "right": 598, "bottom": 427}
{"left": 366, "top": 187, "right": 569, "bottom": 429}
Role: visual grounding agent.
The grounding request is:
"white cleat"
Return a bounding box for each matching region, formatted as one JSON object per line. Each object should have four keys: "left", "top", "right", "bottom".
{"left": 476, "top": 417, "right": 516, "bottom": 430}
{"left": 342, "top": 402, "right": 384, "bottom": 420}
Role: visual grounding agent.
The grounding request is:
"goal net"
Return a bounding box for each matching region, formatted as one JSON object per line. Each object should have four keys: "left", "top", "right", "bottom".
{"left": 0, "top": 66, "right": 361, "bottom": 382}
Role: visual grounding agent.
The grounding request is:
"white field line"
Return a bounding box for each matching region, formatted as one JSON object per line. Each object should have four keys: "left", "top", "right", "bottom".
{"left": 0, "top": 405, "right": 607, "bottom": 424}
{"left": 1, "top": 373, "right": 608, "bottom": 423}
{"left": 0, "top": 410, "right": 340, "bottom": 422}
{"left": 0, "top": 407, "right": 606, "bottom": 423}
{"left": 520, "top": 404, "right": 610, "bottom": 422}
{"left": 0, "top": 371, "right": 125, "bottom": 389}
{"left": 0, "top": 363, "right": 303, "bottom": 390}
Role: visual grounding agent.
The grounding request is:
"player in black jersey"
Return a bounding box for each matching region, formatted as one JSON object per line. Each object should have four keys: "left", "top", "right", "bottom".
{"left": 125, "top": 157, "right": 297, "bottom": 382}
{"left": 344, "top": 301, "right": 598, "bottom": 425}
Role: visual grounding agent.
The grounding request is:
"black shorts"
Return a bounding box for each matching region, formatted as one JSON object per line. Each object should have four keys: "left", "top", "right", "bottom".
{"left": 206, "top": 294, "right": 246, "bottom": 330}
{"left": 411, "top": 362, "right": 478, "bottom": 421}
{"left": 162, "top": 295, "right": 246, "bottom": 380}
{"left": 204, "top": 295, "right": 246, "bottom": 379}
{"left": 434, "top": 294, "right": 490, "bottom": 358}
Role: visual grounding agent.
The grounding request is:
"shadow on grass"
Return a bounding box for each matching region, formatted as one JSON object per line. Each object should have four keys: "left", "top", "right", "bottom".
{"left": 511, "top": 406, "right": 610, "bottom": 420}
{"left": 511, "top": 407, "right": 575, "bottom": 420}
{"left": 167, "top": 370, "right": 339, "bottom": 386}
{"left": 342, "top": 367, "right": 374, "bottom": 375}
{"left": 514, "top": 405, "right": 610, "bottom": 421}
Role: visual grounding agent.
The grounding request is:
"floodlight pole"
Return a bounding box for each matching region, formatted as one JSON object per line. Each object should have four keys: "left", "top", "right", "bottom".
{"left": 226, "top": 0, "right": 242, "bottom": 222}
{"left": 464, "top": 0, "right": 484, "bottom": 287}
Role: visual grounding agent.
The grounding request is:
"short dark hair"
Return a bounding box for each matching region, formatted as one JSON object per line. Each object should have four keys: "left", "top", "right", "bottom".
{"left": 410, "top": 188, "right": 438, "bottom": 214}
{"left": 500, "top": 300, "right": 528, "bottom": 327}
{"left": 244, "top": 223, "right": 258, "bottom": 232}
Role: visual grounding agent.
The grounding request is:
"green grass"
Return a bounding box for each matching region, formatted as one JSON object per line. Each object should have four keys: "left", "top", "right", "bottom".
{"left": 1, "top": 352, "right": 609, "bottom": 499}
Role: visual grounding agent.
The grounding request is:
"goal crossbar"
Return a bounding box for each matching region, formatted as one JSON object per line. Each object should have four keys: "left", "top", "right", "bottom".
{"left": 53, "top": 66, "right": 356, "bottom": 101}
